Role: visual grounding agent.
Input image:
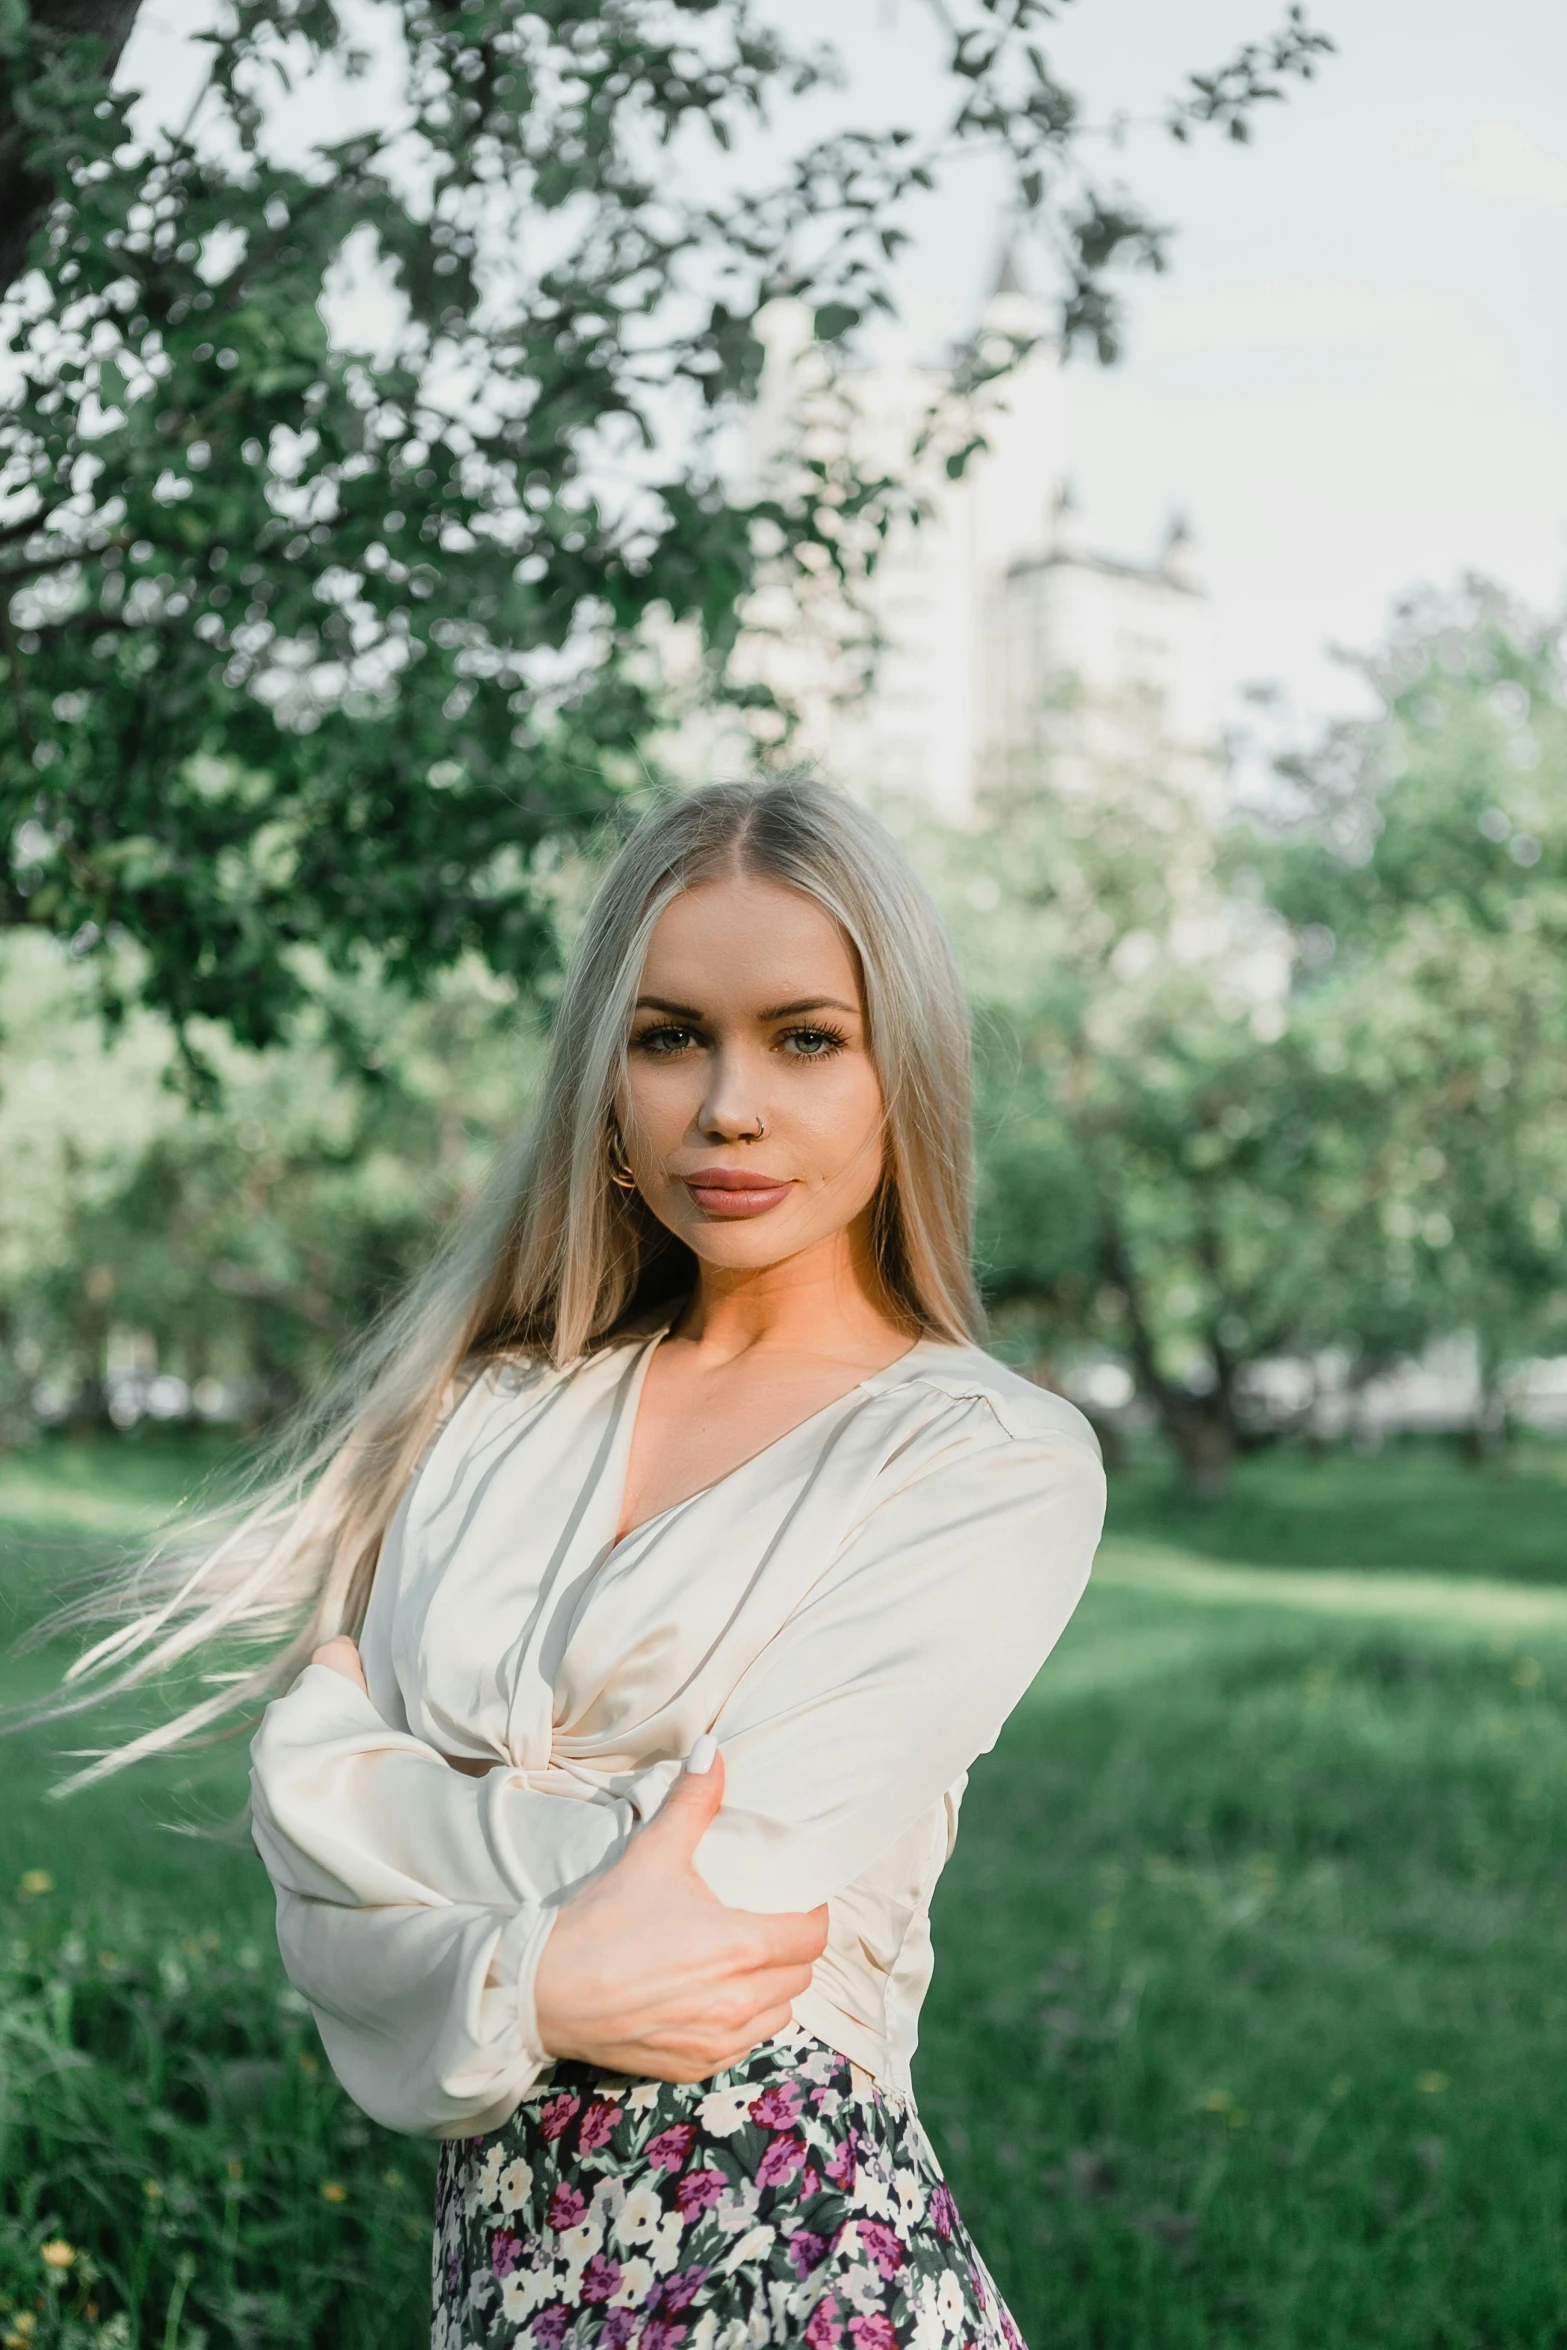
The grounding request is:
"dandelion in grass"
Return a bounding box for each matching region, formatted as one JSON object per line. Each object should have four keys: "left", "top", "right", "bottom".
{"left": 1418, "top": 2072, "right": 1448, "bottom": 2096}
{"left": 142, "top": 2180, "right": 162, "bottom": 2202}
{"left": 39, "top": 2241, "right": 74, "bottom": 2272}
{"left": 18, "top": 1871, "right": 51, "bottom": 1897}
{"left": 321, "top": 2180, "right": 348, "bottom": 2203}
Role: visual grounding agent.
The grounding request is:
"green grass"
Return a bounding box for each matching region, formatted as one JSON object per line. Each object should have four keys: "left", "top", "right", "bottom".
{"left": 922, "top": 1590, "right": 1567, "bottom": 2348}
{"left": 2, "top": 1436, "right": 1566, "bottom": 2346}
{"left": 1104, "top": 1436, "right": 1567, "bottom": 1581}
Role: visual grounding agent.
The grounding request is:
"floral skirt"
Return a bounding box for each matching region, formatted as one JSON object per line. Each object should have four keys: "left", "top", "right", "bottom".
{"left": 431, "top": 2025, "right": 1026, "bottom": 2350}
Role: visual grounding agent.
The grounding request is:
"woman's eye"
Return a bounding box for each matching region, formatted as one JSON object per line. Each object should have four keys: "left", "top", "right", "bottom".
{"left": 633, "top": 1025, "right": 696, "bottom": 1056}
{"left": 781, "top": 1027, "right": 846, "bottom": 1059}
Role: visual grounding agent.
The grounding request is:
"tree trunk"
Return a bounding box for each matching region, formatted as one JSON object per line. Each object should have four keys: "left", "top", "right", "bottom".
{"left": 1460, "top": 1334, "right": 1510, "bottom": 1466}
{"left": 0, "top": 0, "right": 144, "bottom": 298}
{"left": 1096, "top": 1203, "right": 1239, "bottom": 1495}
{"left": 1161, "top": 1395, "right": 1237, "bottom": 1497}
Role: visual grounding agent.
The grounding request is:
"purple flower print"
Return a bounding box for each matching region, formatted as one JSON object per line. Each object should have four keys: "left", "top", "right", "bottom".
{"left": 658, "top": 2266, "right": 710, "bottom": 2314}
{"left": 646, "top": 2122, "right": 699, "bottom": 2173}
{"left": 824, "top": 2130, "right": 859, "bottom": 2192}
{"left": 675, "top": 2167, "right": 725, "bottom": 2221}
{"left": 581, "top": 2253, "right": 623, "bottom": 2305}
{"left": 578, "top": 2100, "right": 624, "bottom": 2154}
{"left": 756, "top": 2132, "right": 806, "bottom": 2188}
{"left": 431, "top": 2034, "right": 1036, "bottom": 2349}
{"left": 489, "top": 2227, "right": 523, "bottom": 2278}
{"left": 855, "top": 2219, "right": 904, "bottom": 2281}
{"left": 749, "top": 2082, "right": 803, "bottom": 2130}
{"left": 787, "top": 2229, "right": 828, "bottom": 2278}
{"left": 546, "top": 2181, "right": 588, "bottom": 2232}
{"left": 929, "top": 2183, "right": 958, "bottom": 2242}
{"left": 804, "top": 2293, "right": 844, "bottom": 2349}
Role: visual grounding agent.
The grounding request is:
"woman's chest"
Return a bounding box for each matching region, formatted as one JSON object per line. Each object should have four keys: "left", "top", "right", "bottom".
{"left": 614, "top": 1348, "right": 893, "bottom": 1547}
{"left": 382, "top": 1358, "right": 906, "bottom": 1769}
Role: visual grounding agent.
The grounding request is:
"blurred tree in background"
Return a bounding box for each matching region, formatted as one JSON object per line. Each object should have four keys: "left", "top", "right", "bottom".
{"left": 924, "top": 715, "right": 1357, "bottom": 1491}
{"left": 0, "top": 0, "right": 1330, "bottom": 1061}
{"left": 0, "top": 932, "right": 538, "bottom": 1433}
{"left": 913, "top": 581, "right": 1567, "bottom": 1489}
{"left": 1262, "top": 581, "right": 1567, "bottom": 1452}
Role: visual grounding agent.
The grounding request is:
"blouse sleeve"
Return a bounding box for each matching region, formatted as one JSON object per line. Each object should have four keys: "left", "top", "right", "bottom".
{"left": 249, "top": 1667, "right": 633, "bottom": 2138}
{"left": 690, "top": 1414, "right": 1106, "bottom": 1914}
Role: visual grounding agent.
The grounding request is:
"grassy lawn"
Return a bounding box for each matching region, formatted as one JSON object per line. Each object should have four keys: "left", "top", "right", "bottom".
{"left": 1, "top": 1437, "right": 1565, "bottom": 2347}
{"left": 1106, "top": 1436, "right": 1567, "bottom": 1582}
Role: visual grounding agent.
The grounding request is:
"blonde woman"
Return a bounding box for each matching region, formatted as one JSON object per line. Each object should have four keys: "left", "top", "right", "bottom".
{"left": 93, "top": 780, "right": 1105, "bottom": 2347}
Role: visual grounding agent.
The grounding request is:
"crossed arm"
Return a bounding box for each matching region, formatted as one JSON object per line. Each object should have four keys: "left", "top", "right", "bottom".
{"left": 249, "top": 1427, "right": 1104, "bottom": 2137}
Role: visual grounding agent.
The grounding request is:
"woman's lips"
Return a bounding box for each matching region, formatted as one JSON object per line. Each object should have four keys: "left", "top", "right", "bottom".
{"left": 682, "top": 1170, "right": 795, "bottom": 1219}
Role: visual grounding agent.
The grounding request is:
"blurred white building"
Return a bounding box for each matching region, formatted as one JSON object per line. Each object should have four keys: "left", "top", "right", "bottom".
{"left": 732, "top": 272, "right": 1221, "bottom": 821}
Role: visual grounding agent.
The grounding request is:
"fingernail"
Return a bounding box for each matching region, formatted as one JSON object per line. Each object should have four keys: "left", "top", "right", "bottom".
{"left": 685, "top": 1733, "right": 717, "bottom": 1776}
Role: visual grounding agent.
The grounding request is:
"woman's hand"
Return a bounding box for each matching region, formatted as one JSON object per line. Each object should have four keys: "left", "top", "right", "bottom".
{"left": 533, "top": 1749, "right": 828, "bottom": 2084}
{"left": 311, "top": 1636, "right": 369, "bottom": 1695}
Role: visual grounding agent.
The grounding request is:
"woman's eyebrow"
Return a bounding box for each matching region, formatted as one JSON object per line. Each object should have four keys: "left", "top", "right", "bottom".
{"left": 632, "top": 994, "right": 859, "bottom": 1022}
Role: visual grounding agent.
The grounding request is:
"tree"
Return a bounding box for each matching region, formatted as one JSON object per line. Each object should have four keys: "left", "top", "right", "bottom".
{"left": 911, "top": 699, "right": 1373, "bottom": 1491}
{"left": 1260, "top": 580, "right": 1567, "bottom": 1451}
{"left": 921, "top": 580, "right": 1567, "bottom": 1491}
{"left": 0, "top": 925, "right": 540, "bottom": 1436}
{"left": 1, "top": 0, "right": 1332, "bottom": 1063}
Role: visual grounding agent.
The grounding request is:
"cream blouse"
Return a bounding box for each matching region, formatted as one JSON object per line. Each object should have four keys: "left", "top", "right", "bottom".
{"left": 248, "top": 1313, "right": 1106, "bottom": 2141}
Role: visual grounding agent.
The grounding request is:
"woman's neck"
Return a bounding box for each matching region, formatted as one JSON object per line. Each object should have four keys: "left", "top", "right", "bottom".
{"left": 670, "top": 1222, "right": 911, "bottom": 1371}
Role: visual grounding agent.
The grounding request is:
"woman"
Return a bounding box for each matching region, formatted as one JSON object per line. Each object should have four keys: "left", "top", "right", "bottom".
{"left": 151, "top": 779, "right": 1102, "bottom": 2347}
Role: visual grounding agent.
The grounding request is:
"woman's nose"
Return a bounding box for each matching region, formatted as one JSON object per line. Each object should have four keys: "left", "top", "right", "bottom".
{"left": 698, "top": 1046, "right": 767, "bottom": 1140}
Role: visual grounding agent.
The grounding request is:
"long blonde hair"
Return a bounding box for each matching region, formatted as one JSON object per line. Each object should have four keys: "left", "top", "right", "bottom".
{"left": 34, "top": 778, "right": 982, "bottom": 1787}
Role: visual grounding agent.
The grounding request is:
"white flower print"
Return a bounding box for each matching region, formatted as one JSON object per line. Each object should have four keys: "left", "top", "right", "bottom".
{"left": 719, "top": 2223, "right": 777, "bottom": 2273}
{"left": 560, "top": 2215, "right": 605, "bottom": 2292}
{"left": 433, "top": 2034, "right": 1027, "bottom": 2349}
{"left": 497, "top": 2158, "right": 532, "bottom": 2215}
{"left": 715, "top": 2180, "right": 761, "bottom": 2233}
{"left": 611, "top": 2256, "right": 655, "bottom": 2308}
{"left": 853, "top": 2161, "right": 896, "bottom": 2221}
{"left": 498, "top": 2267, "right": 552, "bottom": 2324}
{"left": 649, "top": 2209, "right": 688, "bottom": 2274}
{"left": 697, "top": 2084, "right": 755, "bottom": 2136}
{"left": 841, "top": 2255, "right": 890, "bottom": 2315}
{"left": 614, "top": 2181, "right": 663, "bottom": 2246}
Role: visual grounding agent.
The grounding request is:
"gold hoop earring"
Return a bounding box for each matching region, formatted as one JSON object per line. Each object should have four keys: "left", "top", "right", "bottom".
{"left": 606, "top": 1128, "right": 638, "bottom": 1191}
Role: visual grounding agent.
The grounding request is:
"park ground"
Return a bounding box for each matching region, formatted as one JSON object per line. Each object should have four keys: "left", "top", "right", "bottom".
{"left": 0, "top": 1436, "right": 1564, "bottom": 2348}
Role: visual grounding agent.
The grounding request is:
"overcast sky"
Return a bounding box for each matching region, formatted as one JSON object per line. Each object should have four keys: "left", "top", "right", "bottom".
{"left": 783, "top": 0, "right": 1567, "bottom": 730}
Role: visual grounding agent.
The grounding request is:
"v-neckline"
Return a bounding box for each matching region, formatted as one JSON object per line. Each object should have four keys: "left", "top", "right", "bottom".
{"left": 602, "top": 1315, "right": 932, "bottom": 1558}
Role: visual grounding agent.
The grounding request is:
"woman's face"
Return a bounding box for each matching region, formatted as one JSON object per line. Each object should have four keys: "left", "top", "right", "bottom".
{"left": 617, "top": 872, "right": 887, "bottom": 1273}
